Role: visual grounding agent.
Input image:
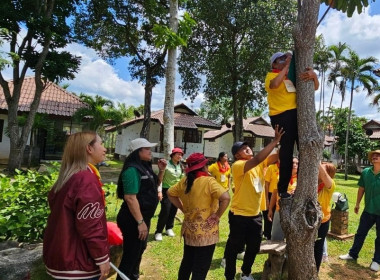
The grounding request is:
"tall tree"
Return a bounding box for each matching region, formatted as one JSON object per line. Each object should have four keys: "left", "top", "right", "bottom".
{"left": 153, "top": 3, "right": 195, "bottom": 158}
{"left": 282, "top": 1, "right": 376, "bottom": 278}
{"left": 327, "top": 42, "right": 347, "bottom": 114}
{"left": 340, "top": 50, "right": 378, "bottom": 179}
{"left": 179, "top": 0, "right": 297, "bottom": 142}
{"left": 74, "top": 0, "right": 170, "bottom": 138}
{"left": 0, "top": 0, "right": 80, "bottom": 173}
{"left": 313, "top": 34, "right": 331, "bottom": 116}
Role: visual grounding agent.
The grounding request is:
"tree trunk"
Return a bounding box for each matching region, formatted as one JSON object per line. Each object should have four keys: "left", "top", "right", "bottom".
{"left": 140, "top": 70, "right": 154, "bottom": 139}
{"left": 280, "top": 1, "right": 323, "bottom": 279}
{"left": 163, "top": 0, "right": 178, "bottom": 159}
{"left": 232, "top": 91, "right": 244, "bottom": 142}
{"left": 344, "top": 82, "right": 354, "bottom": 180}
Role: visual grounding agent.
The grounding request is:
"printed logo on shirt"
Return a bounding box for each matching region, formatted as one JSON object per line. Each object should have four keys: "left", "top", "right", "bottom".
{"left": 77, "top": 202, "right": 104, "bottom": 220}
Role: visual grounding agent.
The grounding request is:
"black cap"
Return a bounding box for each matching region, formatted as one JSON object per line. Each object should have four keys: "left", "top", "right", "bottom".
{"left": 231, "top": 141, "right": 249, "bottom": 156}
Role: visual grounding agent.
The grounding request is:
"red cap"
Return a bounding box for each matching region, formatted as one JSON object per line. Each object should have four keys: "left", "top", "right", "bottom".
{"left": 170, "top": 147, "right": 184, "bottom": 156}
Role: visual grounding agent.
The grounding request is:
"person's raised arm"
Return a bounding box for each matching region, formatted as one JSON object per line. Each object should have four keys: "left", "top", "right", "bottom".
{"left": 318, "top": 163, "right": 333, "bottom": 189}
{"left": 269, "top": 55, "right": 291, "bottom": 89}
{"left": 244, "top": 125, "right": 284, "bottom": 173}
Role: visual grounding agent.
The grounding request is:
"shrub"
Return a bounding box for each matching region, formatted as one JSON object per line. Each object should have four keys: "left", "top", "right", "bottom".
{"left": 0, "top": 164, "right": 116, "bottom": 243}
{"left": 0, "top": 168, "right": 58, "bottom": 242}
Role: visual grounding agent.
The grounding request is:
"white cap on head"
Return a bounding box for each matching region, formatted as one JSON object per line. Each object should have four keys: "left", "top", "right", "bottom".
{"left": 130, "top": 138, "right": 157, "bottom": 152}
{"left": 270, "top": 52, "right": 285, "bottom": 66}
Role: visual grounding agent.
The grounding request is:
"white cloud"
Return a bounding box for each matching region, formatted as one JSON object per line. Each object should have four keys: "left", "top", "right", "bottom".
{"left": 316, "top": 4, "right": 380, "bottom": 121}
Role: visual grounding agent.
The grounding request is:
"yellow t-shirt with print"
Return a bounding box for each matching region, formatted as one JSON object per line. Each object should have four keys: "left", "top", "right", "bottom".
{"left": 208, "top": 162, "right": 231, "bottom": 190}
{"left": 264, "top": 163, "right": 279, "bottom": 193}
{"left": 265, "top": 72, "right": 297, "bottom": 116}
{"left": 168, "top": 176, "right": 226, "bottom": 246}
{"left": 230, "top": 159, "right": 268, "bottom": 216}
{"left": 318, "top": 180, "right": 336, "bottom": 223}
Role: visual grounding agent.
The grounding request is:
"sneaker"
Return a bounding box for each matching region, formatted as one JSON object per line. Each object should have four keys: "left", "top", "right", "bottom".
{"left": 370, "top": 261, "right": 380, "bottom": 272}
{"left": 279, "top": 192, "right": 291, "bottom": 199}
{"left": 237, "top": 251, "right": 245, "bottom": 260}
{"left": 339, "top": 253, "right": 354, "bottom": 260}
{"left": 166, "top": 229, "right": 175, "bottom": 237}
{"left": 154, "top": 233, "right": 163, "bottom": 241}
{"left": 240, "top": 273, "right": 254, "bottom": 280}
{"left": 220, "top": 258, "right": 226, "bottom": 268}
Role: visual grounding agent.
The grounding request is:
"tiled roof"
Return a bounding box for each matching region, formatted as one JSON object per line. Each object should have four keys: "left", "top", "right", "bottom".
{"left": 0, "top": 77, "right": 87, "bottom": 116}
{"left": 204, "top": 117, "right": 274, "bottom": 140}
{"left": 106, "top": 103, "right": 220, "bottom": 132}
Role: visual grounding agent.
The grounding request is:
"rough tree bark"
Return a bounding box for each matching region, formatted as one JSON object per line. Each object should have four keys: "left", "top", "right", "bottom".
{"left": 163, "top": 0, "right": 179, "bottom": 158}
{"left": 280, "top": 1, "right": 324, "bottom": 279}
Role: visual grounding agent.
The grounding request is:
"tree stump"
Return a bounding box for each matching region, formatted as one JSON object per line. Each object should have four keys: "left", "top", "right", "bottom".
{"left": 260, "top": 240, "right": 287, "bottom": 280}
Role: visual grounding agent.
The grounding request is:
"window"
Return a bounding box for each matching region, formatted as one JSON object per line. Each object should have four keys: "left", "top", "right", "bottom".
{"left": 183, "top": 129, "right": 202, "bottom": 143}
{"left": 0, "top": 119, "right": 3, "bottom": 142}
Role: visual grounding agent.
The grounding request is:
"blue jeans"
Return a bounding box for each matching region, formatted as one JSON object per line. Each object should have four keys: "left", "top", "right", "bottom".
{"left": 349, "top": 211, "right": 380, "bottom": 263}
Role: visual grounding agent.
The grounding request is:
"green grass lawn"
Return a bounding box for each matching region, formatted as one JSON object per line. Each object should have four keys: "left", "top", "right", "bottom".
{"left": 103, "top": 171, "right": 379, "bottom": 280}
{"left": 34, "top": 170, "right": 378, "bottom": 280}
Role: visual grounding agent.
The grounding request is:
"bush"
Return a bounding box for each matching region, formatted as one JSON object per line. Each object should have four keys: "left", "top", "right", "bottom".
{"left": 0, "top": 164, "right": 116, "bottom": 243}
{"left": 0, "top": 167, "right": 58, "bottom": 242}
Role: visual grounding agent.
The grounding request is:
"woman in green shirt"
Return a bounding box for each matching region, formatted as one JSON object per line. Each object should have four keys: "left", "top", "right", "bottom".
{"left": 154, "top": 147, "right": 184, "bottom": 241}
{"left": 116, "top": 138, "right": 166, "bottom": 280}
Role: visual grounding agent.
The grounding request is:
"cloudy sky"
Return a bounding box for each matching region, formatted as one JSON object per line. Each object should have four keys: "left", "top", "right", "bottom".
{"left": 2, "top": 3, "right": 380, "bottom": 120}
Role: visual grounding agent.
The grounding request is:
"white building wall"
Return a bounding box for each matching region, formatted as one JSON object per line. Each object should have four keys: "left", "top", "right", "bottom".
{"left": 0, "top": 114, "right": 10, "bottom": 164}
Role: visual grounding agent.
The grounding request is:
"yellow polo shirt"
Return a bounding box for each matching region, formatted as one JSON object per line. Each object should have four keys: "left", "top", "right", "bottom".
{"left": 318, "top": 180, "right": 336, "bottom": 223}
{"left": 265, "top": 72, "right": 297, "bottom": 116}
{"left": 230, "top": 159, "right": 268, "bottom": 216}
{"left": 264, "top": 163, "right": 279, "bottom": 193}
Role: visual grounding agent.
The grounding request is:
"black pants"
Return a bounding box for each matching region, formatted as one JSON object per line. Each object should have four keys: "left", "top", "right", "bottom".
{"left": 262, "top": 192, "right": 274, "bottom": 239}
{"left": 116, "top": 203, "right": 154, "bottom": 280}
{"left": 314, "top": 220, "right": 330, "bottom": 271}
{"left": 155, "top": 188, "right": 178, "bottom": 233}
{"left": 224, "top": 211, "right": 262, "bottom": 280}
{"left": 270, "top": 109, "right": 298, "bottom": 194}
{"left": 178, "top": 243, "right": 216, "bottom": 280}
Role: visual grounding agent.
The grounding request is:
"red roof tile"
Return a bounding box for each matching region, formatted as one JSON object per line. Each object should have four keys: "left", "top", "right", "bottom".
{"left": 0, "top": 77, "right": 87, "bottom": 116}
{"left": 106, "top": 103, "right": 220, "bottom": 132}
{"left": 204, "top": 117, "right": 274, "bottom": 140}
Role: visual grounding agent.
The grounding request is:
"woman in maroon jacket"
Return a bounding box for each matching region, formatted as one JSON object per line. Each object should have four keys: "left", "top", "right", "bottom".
{"left": 43, "top": 132, "right": 110, "bottom": 280}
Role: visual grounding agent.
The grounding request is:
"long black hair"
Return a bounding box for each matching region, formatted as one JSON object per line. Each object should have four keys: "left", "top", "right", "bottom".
{"left": 185, "top": 167, "right": 204, "bottom": 194}
{"left": 117, "top": 148, "right": 155, "bottom": 199}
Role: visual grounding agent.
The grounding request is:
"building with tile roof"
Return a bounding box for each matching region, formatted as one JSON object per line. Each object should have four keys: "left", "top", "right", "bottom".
{"left": 0, "top": 77, "right": 88, "bottom": 164}
{"left": 106, "top": 103, "right": 220, "bottom": 159}
{"left": 203, "top": 117, "right": 275, "bottom": 159}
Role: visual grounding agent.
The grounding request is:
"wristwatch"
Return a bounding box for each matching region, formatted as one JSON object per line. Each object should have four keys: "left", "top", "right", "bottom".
{"left": 137, "top": 219, "right": 144, "bottom": 225}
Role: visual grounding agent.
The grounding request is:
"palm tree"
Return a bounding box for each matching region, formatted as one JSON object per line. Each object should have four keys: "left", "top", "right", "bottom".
{"left": 314, "top": 35, "right": 331, "bottom": 116}
{"left": 340, "top": 50, "right": 378, "bottom": 180}
{"left": 73, "top": 93, "right": 123, "bottom": 134}
{"left": 327, "top": 42, "right": 348, "bottom": 115}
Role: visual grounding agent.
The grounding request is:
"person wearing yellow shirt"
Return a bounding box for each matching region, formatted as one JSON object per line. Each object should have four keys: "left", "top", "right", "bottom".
{"left": 208, "top": 152, "right": 231, "bottom": 190}
{"left": 224, "top": 125, "right": 283, "bottom": 280}
{"left": 263, "top": 161, "right": 280, "bottom": 240}
{"left": 265, "top": 51, "right": 319, "bottom": 199}
{"left": 268, "top": 157, "right": 298, "bottom": 241}
{"left": 168, "top": 153, "right": 230, "bottom": 280}
{"left": 315, "top": 162, "right": 336, "bottom": 272}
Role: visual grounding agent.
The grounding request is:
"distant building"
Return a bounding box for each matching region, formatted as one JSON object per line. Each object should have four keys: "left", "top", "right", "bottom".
{"left": 0, "top": 77, "right": 88, "bottom": 164}
{"left": 203, "top": 117, "right": 275, "bottom": 160}
{"left": 106, "top": 103, "right": 220, "bottom": 160}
